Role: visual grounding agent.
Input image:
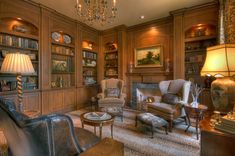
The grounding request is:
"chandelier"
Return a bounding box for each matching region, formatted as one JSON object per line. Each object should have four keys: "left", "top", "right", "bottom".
{"left": 75, "top": 0, "right": 117, "bottom": 25}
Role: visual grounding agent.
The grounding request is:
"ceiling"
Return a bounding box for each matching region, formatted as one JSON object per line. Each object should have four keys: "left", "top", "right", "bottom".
{"left": 31, "top": 0, "right": 214, "bottom": 30}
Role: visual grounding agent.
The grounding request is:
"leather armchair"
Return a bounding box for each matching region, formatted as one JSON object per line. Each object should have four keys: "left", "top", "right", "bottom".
{"left": 0, "top": 97, "right": 102, "bottom": 156}
{"left": 147, "top": 79, "right": 191, "bottom": 131}
{"left": 97, "top": 79, "right": 126, "bottom": 121}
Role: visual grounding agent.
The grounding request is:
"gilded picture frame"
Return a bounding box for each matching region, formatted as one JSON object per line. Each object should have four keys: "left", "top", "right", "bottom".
{"left": 134, "top": 45, "right": 163, "bottom": 67}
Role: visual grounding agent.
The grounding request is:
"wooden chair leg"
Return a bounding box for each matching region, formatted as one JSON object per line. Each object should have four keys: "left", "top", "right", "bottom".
{"left": 165, "top": 125, "right": 168, "bottom": 135}
{"left": 151, "top": 126, "right": 154, "bottom": 138}
{"left": 135, "top": 117, "right": 138, "bottom": 127}
{"left": 168, "top": 120, "right": 173, "bottom": 132}
{"left": 183, "top": 116, "right": 188, "bottom": 125}
{"left": 121, "top": 107, "right": 124, "bottom": 122}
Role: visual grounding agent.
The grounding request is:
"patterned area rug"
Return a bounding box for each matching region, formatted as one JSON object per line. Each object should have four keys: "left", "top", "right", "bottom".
{"left": 68, "top": 109, "right": 200, "bottom": 156}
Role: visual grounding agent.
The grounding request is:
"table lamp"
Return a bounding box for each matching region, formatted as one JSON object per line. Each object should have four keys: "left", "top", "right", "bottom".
{"left": 201, "top": 44, "right": 235, "bottom": 114}
{"left": 1, "top": 53, "right": 35, "bottom": 112}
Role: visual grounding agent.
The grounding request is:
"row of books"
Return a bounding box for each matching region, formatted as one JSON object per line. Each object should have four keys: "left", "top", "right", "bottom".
{"left": 0, "top": 34, "right": 38, "bottom": 50}
{"left": 83, "top": 51, "right": 97, "bottom": 59}
{"left": 52, "top": 45, "right": 74, "bottom": 56}
{"left": 215, "top": 115, "right": 235, "bottom": 135}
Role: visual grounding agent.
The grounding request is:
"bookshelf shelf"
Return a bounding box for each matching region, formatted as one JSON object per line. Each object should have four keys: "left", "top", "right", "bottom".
{"left": 104, "top": 42, "right": 118, "bottom": 79}
{"left": 82, "top": 49, "right": 97, "bottom": 86}
{"left": 50, "top": 31, "right": 75, "bottom": 89}
{"left": 0, "top": 18, "right": 39, "bottom": 93}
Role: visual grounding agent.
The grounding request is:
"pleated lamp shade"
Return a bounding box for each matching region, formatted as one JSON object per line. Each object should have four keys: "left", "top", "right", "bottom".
{"left": 1, "top": 53, "right": 35, "bottom": 74}
{"left": 201, "top": 44, "right": 235, "bottom": 77}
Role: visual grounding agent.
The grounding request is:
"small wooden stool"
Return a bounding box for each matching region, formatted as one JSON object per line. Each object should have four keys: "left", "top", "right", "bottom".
{"left": 136, "top": 113, "right": 168, "bottom": 138}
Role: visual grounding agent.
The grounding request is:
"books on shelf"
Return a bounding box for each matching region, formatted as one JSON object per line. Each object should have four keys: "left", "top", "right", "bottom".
{"left": 52, "top": 45, "right": 74, "bottom": 56}
{"left": 83, "top": 51, "right": 97, "bottom": 59}
{"left": 0, "top": 34, "right": 38, "bottom": 50}
{"left": 215, "top": 115, "right": 235, "bottom": 135}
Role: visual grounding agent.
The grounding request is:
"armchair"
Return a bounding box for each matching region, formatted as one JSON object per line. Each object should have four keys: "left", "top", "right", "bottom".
{"left": 97, "top": 79, "right": 126, "bottom": 121}
{"left": 147, "top": 79, "right": 191, "bottom": 131}
{"left": 0, "top": 97, "right": 123, "bottom": 156}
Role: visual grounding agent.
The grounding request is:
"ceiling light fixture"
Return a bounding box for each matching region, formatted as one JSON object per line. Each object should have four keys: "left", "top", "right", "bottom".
{"left": 75, "top": 0, "right": 118, "bottom": 25}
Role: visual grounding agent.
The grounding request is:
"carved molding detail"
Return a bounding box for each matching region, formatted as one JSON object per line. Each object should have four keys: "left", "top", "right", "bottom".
{"left": 225, "top": 0, "right": 235, "bottom": 43}
{"left": 218, "top": 0, "right": 225, "bottom": 44}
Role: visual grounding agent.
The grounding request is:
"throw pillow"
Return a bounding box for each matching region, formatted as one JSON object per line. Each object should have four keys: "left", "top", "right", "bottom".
{"left": 105, "top": 88, "right": 120, "bottom": 98}
{"left": 161, "top": 93, "right": 180, "bottom": 105}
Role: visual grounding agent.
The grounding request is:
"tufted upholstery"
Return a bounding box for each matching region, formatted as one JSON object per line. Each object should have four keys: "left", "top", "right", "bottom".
{"left": 147, "top": 79, "right": 191, "bottom": 131}
{"left": 0, "top": 97, "right": 102, "bottom": 156}
{"left": 97, "top": 79, "right": 126, "bottom": 121}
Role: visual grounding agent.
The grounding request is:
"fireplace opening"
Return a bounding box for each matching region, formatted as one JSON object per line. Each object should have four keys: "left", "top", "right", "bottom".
{"left": 131, "top": 82, "right": 161, "bottom": 110}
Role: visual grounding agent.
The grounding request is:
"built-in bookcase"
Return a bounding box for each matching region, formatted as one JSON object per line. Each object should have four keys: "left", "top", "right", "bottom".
{"left": 50, "top": 31, "right": 75, "bottom": 89}
{"left": 82, "top": 41, "right": 98, "bottom": 85}
{"left": 0, "top": 17, "right": 39, "bottom": 93}
{"left": 184, "top": 24, "right": 216, "bottom": 86}
{"left": 104, "top": 42, "right": 118, "bottom": 78}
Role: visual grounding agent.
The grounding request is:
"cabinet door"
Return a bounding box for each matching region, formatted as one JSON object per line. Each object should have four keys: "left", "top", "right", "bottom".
{"left": 42, "top": 90, "right": 64, "bottom": 114}
{"left": 50, "top": 90, "right": 64, "bottom": 113}
{"left": 2, "top": 92, "right": 41, "bottom": 112}
{"left": 64, "top": 89, "right": 76, "bottom": 111}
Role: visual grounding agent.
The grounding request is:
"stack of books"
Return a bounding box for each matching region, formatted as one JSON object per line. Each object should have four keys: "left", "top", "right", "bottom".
{"left": 215, "top": 115, "right": 235, "bottom": 134}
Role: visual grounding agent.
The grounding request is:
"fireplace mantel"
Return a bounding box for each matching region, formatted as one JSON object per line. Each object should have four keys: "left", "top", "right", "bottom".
{"left": 126, "top": 71, "right": 173, "bottom": 76}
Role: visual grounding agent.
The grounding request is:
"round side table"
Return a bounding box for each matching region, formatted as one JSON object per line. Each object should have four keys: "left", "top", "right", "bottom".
{"left": 80, "top": 112, "right": 114, "bottom": 139}
{"left": 184, "top": 104, "right": 208, "bottom": 140}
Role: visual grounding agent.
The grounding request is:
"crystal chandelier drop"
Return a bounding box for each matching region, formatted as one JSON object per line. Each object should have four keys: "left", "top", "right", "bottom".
{"left": 75, "top": 0, "right": 117, "bottom": 25}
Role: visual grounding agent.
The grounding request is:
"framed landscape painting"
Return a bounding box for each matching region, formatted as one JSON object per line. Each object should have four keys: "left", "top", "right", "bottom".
{"left": 52, "top": 60, "right": 68, "bottom": 72}
{"left": 134, "top": 45, "right": 163, "bottom": 67}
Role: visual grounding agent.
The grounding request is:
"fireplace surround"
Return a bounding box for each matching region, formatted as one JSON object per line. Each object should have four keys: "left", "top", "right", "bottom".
{"left": 130, "top": 82, "right": 160, "bottom": 110}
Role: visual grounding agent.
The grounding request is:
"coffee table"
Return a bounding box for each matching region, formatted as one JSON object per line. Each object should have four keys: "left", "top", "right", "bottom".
{"left": 80, "top": 112, "right": 114, "bottom": 138}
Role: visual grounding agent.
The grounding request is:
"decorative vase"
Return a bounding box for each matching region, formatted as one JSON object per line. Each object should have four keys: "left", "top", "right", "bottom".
{"left": 211, "top": 77, "right": 235, "bottom": 114}
{"left": 191, "top": 96, "right": 199, "bottom": 108}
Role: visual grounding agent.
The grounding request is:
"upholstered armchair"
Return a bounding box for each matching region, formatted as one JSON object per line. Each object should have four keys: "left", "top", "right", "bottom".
{"left": 147, "top": 79, "right": 191, "bottom": 131}
{"left": 97, "top": 79, "right": 126, "bottom": 121}
{"left": 0, "top": 97, "right": 123, "bottom": 156}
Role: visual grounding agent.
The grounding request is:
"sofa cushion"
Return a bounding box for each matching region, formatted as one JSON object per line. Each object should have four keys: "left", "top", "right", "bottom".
{"left": 168, "top": 79, "right": 185, "bottom": 95}
{"left": 105, "top": 88, "right": 120, "bottom": 98}
{"left": 161, "top": 93, "right": 180, "bottom": 105}
{"left": 74, "top": 127, "right": 100, "bottom": 151}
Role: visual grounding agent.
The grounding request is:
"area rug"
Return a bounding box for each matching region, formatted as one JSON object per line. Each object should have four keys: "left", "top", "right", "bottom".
{"left": 68, "top": 109, "right": 200, "bottom": 156}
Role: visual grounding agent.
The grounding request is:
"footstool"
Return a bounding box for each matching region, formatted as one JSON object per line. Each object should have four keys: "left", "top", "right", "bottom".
{"left": 135, "top": 113, "right": 168, "bottom": 138}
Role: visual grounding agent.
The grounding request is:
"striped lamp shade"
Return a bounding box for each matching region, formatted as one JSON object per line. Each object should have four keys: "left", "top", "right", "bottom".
{"left": 1, "top": 53, "right": 35, "bottom": 74}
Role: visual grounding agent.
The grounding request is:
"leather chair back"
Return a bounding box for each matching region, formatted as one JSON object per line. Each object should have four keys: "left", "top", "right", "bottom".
{"left": 0, "top": 98, "right": 50, "bottom": 156}
{"left": 0, "top": 97, "right": 82, "bottom": 156}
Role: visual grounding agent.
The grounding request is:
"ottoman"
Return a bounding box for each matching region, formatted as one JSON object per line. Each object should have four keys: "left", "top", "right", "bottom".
{"left": 135, "top": 113, "right": 168, "bottom": 138}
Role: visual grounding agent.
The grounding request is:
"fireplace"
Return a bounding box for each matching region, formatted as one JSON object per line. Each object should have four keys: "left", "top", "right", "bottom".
{"left": 130, "top": 82, "right": 161, "bottom": 110}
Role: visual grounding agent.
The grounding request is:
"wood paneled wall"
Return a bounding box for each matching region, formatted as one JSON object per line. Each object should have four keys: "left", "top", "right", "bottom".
{"left": 0, "top": 0, "right": 100, "bottom": 114}
{"left": 171, "top": 2, "right": 218, "bottom": 79}
{"left": 0, "top": 0, "right": 218, "bottom": 113}
{"left": 124, "top": 17, "right": 174, "bottom": 105}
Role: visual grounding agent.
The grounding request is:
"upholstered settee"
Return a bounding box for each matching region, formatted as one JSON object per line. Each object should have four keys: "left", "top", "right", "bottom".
{"left": 0, "top": 97, "right": 123, "bottom": 156}
{"left": 97, "top": 79, "right": 126, "bottom": 121}
{"left": 147, "top": 79, "right": 191, "bottom": 131}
